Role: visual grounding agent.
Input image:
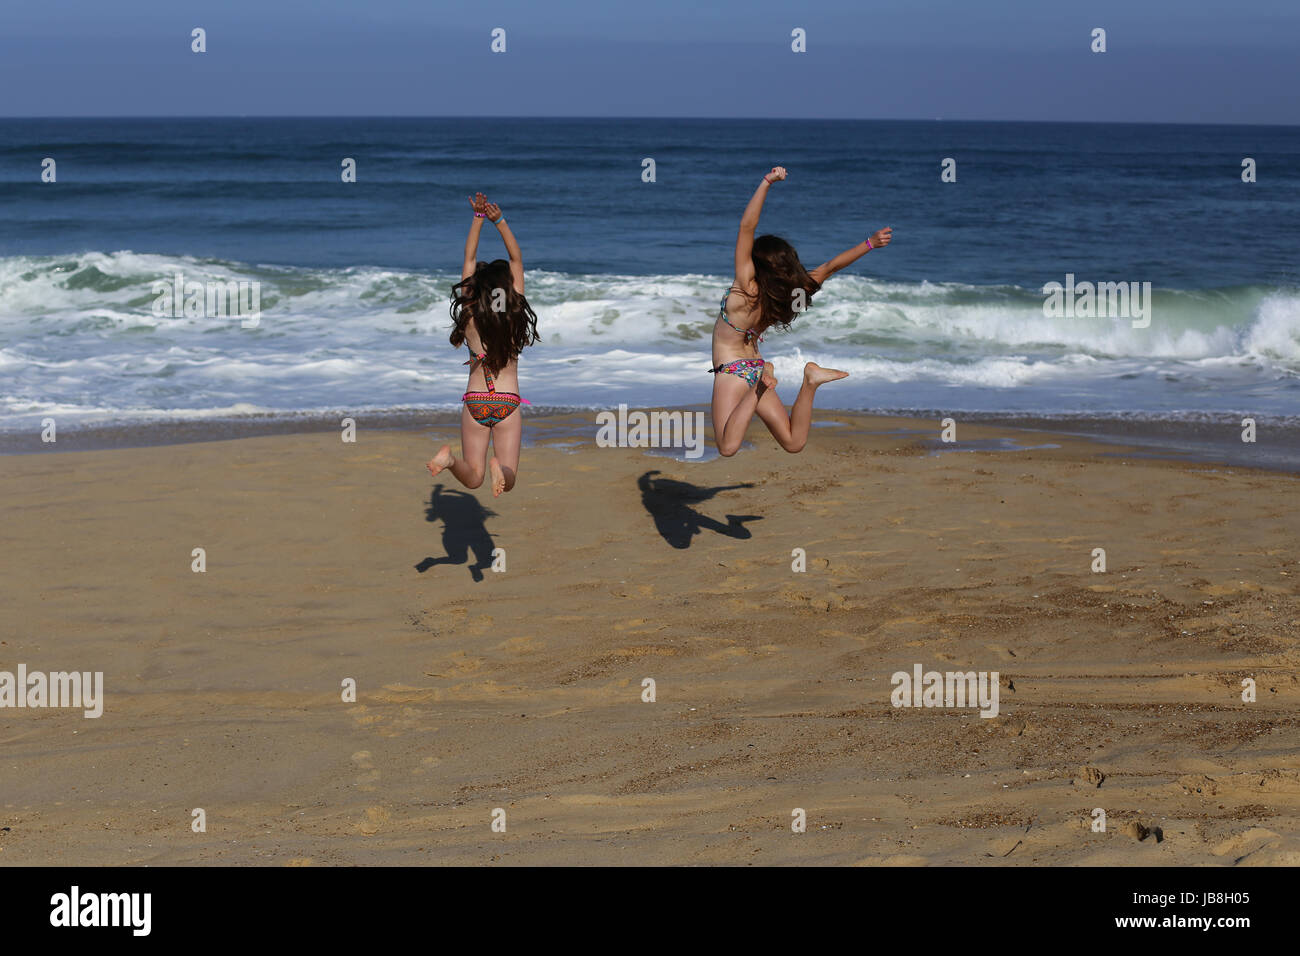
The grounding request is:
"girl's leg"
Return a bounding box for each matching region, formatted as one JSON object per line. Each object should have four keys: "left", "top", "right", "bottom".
{"left": 755, "top": 362, "right": 848, "bottom": 453}
{"left": 711, "top": 373, "right": 762, "bottom": 457}
{"left": 427, "top": 406, "right": 491, "bottom": 488}
{"left": 487, "top": 408, "right": 522, "bottom": 497}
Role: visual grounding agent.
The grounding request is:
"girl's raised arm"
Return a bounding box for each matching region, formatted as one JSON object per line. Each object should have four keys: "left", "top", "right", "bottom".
{"left": 735, "top": 166, "right": 786, "bottom": 286}
{"left": 463, "top": 193, "right": 489, "bottom": 279}
{"left": 809, "top": 227, "right": 893, "bottom": 284}
{"left": 485, "top": 201, "right": 524, "bottom": 294}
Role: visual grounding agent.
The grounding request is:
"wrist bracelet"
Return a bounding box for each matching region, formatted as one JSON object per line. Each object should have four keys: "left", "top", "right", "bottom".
{"left": 474, "top": 212, "right": 486, "bottom": 218}
{"left": 865, "top": 237, "right": 873, "bottom": 250}
{"left": 491, "top": 216, "right": 504, "bottom": 225}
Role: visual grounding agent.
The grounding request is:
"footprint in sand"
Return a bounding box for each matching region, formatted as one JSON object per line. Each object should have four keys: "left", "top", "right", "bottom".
{"left": 351, "top": 750, "right": 381, "bottom": 792}
{"left": 350, "top": 695, "right": 428, "bottom": 738}
{"left": 412, "top": 755, "right": 443, "bottom": 777}
{"left": 1122, "top": 821, "right": 1163, "bottom": 842}
{"left": 494, "top": 636, "right": 542, "bottom": 655}
{"left": 1077, "top": 766, "right": 1106, "bottom": 788}
{"left": 458, "top": 612, "right": 495, "bottom": 638}
{"left": 357, "top": 806, "right": 391, "bottom": 836}
{"left": 348, "top": 705, "right": 384, "bottom": 728}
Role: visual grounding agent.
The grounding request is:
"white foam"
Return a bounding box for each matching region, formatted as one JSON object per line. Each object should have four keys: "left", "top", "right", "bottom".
{"left": 3, "top": 251, "right": 1297, "bottom": 428}
{"left": 1242, "top": 293, "right": 1300, "bottom": 363}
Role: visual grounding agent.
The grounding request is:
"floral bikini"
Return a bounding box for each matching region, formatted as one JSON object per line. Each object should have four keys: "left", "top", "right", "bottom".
{"left": 709, "top": 289, "right": 765, "bottom": 388}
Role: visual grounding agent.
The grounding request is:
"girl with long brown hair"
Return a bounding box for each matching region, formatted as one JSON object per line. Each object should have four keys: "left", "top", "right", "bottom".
{"left": 427, "top": 193, "right": 540, "bottom": 496}
{"left": 711, "top": 166, "right": 892, "bottom": 456}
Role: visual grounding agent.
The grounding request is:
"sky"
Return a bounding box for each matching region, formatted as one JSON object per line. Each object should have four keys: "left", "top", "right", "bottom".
{"left": 2, "top": 0, "right": 1297, "bottom": 123}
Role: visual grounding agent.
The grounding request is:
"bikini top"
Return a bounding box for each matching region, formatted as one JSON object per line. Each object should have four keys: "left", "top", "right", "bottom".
{"left": 719, "top": 288, "right": 764, "bottom": 344}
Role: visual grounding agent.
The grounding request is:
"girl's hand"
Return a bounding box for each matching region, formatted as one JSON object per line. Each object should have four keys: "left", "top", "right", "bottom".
{"left": 764, "top": 166, "right": 788, "bottom": 183}
{"left": 484, "top": 201, "right": 502, "bottom": 222}
{"left": 468, "top": 193, "right": 489, "bottom": 216}
{"left": 869, "top": 227, "right": 893, "bottom": 249}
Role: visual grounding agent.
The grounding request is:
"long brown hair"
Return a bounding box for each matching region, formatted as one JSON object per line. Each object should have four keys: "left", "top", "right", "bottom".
{"left": 450, "top": 259, "right": 539, "bottom": 372}
{"left": 742, "top": 235, "right": 821, "bottom": 333}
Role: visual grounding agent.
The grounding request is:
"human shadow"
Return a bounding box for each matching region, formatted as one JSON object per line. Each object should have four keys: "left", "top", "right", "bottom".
{"left": 414, "top": 484, "right": 497, "bottom": 582}
{"left": 636, "top": 470, "right": 763, "bottom": 550}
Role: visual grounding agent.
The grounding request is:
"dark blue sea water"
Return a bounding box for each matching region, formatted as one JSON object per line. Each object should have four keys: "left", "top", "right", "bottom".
{"left": 1, "top": 117, "right": 1298, "bottom": 429}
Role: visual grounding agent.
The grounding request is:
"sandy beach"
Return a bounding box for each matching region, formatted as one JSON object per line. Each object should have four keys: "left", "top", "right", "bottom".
{"left": 2, "top": 411, "right": 1298, "bottom": 866}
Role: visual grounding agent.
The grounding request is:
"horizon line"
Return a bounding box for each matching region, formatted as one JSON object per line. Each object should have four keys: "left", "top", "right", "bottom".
{"left": 1, "top": 115, "right": 1297, "bottom": 128}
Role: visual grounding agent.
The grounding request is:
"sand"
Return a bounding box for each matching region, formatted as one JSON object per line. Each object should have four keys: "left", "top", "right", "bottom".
{"left": 1, "top": 412, "right": 1298, "bottom": 865}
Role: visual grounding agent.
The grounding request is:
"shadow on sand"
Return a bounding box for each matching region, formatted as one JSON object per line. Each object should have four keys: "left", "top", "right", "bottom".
{"left": 636, "top": 470, "right": 763, "bottom": 550}
{"left": 415, "top": 484, "right": 497, "bottom": 582}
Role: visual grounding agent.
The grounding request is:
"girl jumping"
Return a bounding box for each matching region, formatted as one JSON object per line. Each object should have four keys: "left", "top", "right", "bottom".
{"left": 427, "top": 193, "right": 540, "bottom": 497}
{"left": 710, "top": 166, "right": 892, "bottom": 456}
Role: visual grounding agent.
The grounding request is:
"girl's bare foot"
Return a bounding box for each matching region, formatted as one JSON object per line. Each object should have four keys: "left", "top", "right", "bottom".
{"left": 761, "top": 361, "right": 778, "bottom": 389}
{"left": 489, "top": 457, "right": 507, "bottom": 497}
{"left": 426, "top": 444, "right": 454, "bottom": 478}
{"left": 803, "top": 362, "right": 848, "bottom": 386}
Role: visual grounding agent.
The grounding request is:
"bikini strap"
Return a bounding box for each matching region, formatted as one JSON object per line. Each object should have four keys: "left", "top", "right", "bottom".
{"left": 464, "top": 347, "right": 496, "bottom": 394}
{"left": 719, "top": 287, "right": 763, "bottom": 343}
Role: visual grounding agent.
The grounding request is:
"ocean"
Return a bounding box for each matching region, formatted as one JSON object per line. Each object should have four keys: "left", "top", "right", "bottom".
{"left": 2, "top": 117, "right": 1298, "bottom": 442}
